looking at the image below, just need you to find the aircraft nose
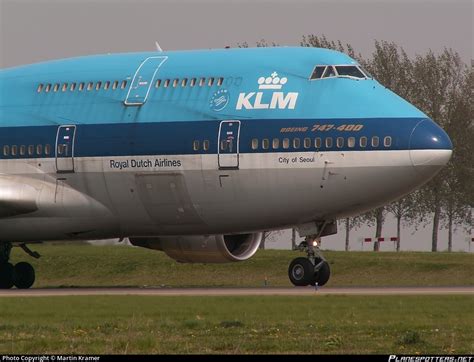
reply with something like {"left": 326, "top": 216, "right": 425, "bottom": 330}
{"left": 409, "top": 119, "right": 453, "bottom": 168}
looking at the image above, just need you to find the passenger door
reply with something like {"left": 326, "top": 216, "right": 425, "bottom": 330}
{"left": 55, "top": 125, "right": 76, "bottom": 173}
{"left": 218, "top": 120, "right": 241, "bottom": 169}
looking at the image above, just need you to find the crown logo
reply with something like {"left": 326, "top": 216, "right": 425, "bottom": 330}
{"left": 258, "top": 72, "right": 288, "bottom": 90}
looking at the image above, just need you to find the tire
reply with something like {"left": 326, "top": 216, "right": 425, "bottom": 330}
{"left": 311, "top": 259, "right": 331, "bottom": 287}
{"left": 13, "top": 262, "right": 35, "bottom": 289}
{"left": 288, "top": 257, "right": 314, "bottom": 286}
{"left": 0, "top": 263, "right": 15, "bottom": 289}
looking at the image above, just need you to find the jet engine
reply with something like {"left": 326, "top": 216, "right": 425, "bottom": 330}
{"left": 129, "top": 233, "right": 263, "bottom": 263}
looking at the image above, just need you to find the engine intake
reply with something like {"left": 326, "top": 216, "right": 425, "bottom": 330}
{"left": 129, "top": 233, "right": 263, "bottom": 263}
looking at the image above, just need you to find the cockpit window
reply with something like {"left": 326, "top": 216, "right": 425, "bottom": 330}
{"left": 335, "top": 66, "right": 366, "bottom": 79}
{"left": 359, "top": 66, "right": 372, "bottom": 78}
{"left": 310, "top": 66, "right": 326, "bottom": 80}
{"left": 322, "top": 66, "right": 336, "bottom": 78}
{"left": 310, "top": 64, "right": 370, "bottom": 81}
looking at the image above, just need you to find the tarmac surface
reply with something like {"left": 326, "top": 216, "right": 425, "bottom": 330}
{"left": 0, "top": 286, "right": 473, "bottom": 297}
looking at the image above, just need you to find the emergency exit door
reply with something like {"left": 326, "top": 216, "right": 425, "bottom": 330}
{"left": 218, "top": 120, "right": 241, "bottom": 169}
{"left": 124, "top": 56, "right": 167, "bottom": 106}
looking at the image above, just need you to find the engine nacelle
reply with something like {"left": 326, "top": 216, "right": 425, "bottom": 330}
{"left": 129, "top": 233, "right": 263, "bottom": 263}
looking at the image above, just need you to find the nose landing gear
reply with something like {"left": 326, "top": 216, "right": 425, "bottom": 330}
{"left": 0, "top": 242, "right": 38, "bottom": 289}
{"left": 288, "top": 236, "right": 331, "bottom": 287}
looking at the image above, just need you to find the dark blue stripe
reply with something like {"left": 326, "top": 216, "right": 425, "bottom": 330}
{"left": 0, "top": 117, "right": 426, "bottom": 159}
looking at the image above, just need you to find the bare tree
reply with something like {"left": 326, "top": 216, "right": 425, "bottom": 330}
{"left": 259, "top": 230, "right": 283, "bottom": 250}
{"left": 337, "top": 217, "right": 364, "bottom": 251}
{"left": 386, "top": 193, "right": 418, "bottom": 252}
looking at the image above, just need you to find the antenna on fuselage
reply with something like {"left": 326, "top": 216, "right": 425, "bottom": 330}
{"left": 155, "top": 42, "right": 163, "bottom": 52}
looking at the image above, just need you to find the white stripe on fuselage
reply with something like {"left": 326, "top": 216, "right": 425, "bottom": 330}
{"left": 0, "top": 150, "right": 415, "bottom": 175}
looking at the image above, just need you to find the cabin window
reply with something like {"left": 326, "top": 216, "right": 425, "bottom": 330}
{"left": 336, "top": 137, "right": 344, "bottom": 148}
{"left": 384, "top": 136, "right": 392, "bottom": 147}
{"left": 251, "top": 138, "right": 258, "bottom": 150}
{"left": 37, "top": 84, "right": 43, "bottom": 93}
{"left": 19, "top": 145, "right": 26, "bottom": 156}
{"left": 203, "top": 140, "right": 209, "bottom": 151}
{"left": 217, "top": 77, "right": 223, "bottom": 86}
{"left": 104, "top": 81, "right": 110, "bottom": 90}
{"left": 96, "top": 82, "right": 102, "bottom": 90}
{"left": 199, "top": 78, "right": 206, "bottom": 87}
{"left": 193, "top": 140, "right": 200, "bottom": 151}
{"left": 11, "top": 145, "right": 18, "bottom": 156}
{"left": 112, "top": 81, "right": 118, "bottom": 90}
{"left": 315, "top": 137, "right": 322, "bottom": 148}
{"left": 181, "top": 79, "right": 187, "bottom": 87}
{"left": 155, "top": 79, "right": 161, "bottom": 88}
{"left": 325, "top": 137, "right": 333, "bottom": 148}
{"left": 121, "top": 80, "right": 127, "bottom": 89}
{"left": 70, "top": 83, "right": 76, "bottom": 91}
{"left": 36, "top": 144, "right": 43, "bottom": 155}
{"left": 62, "top": 83, "right": 68, "bottom": 92}
{"left": 335, "top": 66, "right": 366, "bottom": 79}
{"left": 293, "top": 138, "right": 300, "bottom": 149}
{"left": 208, "top": 78, "right": 214, "bottom": 87}
{"left": 53, "top": 84, "right": 60, "bottom": 92}
{"left": 79, "top": 83, "right": 85, "bottom": 91}
{"left": 372, "top": 136, "right": 380, "bottom": 147}
{"left": 262, "top": 139, "right": 269, "bottom": 150}
{"left": 304, "top": 138, "right": 311, "bottom": 149}
{"left": 87, "top": 82, "right": 93, "bottom": 91}
{"left": 282, "top": 138, "right": 290, "bottom": 149}
{"left": 348, "top": 137, "right": 356, "bottom": 148}
{"left": 360, "top": 136, "right": 367, "bottom": 148}
{"left": 272, "top": 138, "right": 280, "bottom": 149}
{"left": 172, "top": 79, "right": 178, "bottom": 88}
{"left": 322, "top": 66, "right": 336, "bottom": 78}
{"left": 44, "top": 144, "right": 51, "bottom": 155}
{"left": 164, "top": 79, "right": 170, "bottom": 88}
{"left": 310, "top": 66, "right": 326, "bottom": 80}
{"left": 190, "top": 78, "right": 196, "bottom": 87}
{"left": 28, "top": 145, "right": 34, "bottom": 156}
{"left": 45, "top": 84, "right": 51, "bottom": 93}
{"left": 3, "top": 145, "right": 9, "bottom": 156}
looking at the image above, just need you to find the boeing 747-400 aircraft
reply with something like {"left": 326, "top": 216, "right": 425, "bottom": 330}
{"left": 0, "top": 47, "right": 452, "bottom": 289}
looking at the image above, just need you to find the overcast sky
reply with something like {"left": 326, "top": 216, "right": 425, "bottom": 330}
{"left": 1, "top": 0, "right": 472, "bottom": 67}
{"left": 0, "top": 0, "right": 472, "bottom": 251}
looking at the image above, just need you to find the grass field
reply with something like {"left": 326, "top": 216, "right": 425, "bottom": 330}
{"left": 9, "top": 244, "right": 474, "bottom": 288}
{"left": 0, "top": 295, "right": 472, "bottom": 354}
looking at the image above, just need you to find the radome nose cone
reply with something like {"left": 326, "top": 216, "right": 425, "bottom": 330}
{"left": 409, "top": 119, "right": 453, "bottom": 167}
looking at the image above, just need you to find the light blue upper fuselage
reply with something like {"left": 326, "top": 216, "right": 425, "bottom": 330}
{"left": 0, "top": 47, "right": 426, "bottom": 127}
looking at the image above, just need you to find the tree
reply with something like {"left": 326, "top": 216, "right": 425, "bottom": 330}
{"left": 259, "top": 230, "right": 282, "bottom": 250}
{"left": 439, "top": 69, "right": 473, "bottom": 251}
{"left": 362, "top": 207, "right": 387, "bottom": 251}
{"left": 300, "top": 34, "right": 360, "bottom": 60}
{"left": 386, "top": 193, "right": 418, "bottom": 251}
{"left": 337, "top": 216, "right": 364, "bottom": 251}
{"left": 291, "top": 228, "right": 297, "bottom": 250}
{"left": 410, "top": 49, "right": 470, "bottom": 251}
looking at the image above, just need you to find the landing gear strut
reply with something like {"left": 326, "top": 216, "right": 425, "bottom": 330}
{"left": 0, "top": 242, "right": 37, "bottom": 289}
{"left": 288, "top": 235, "right": 330, "bottom": 287}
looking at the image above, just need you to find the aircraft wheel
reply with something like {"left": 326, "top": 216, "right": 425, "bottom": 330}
{"left": 13, "top": 262, "right": 35, "bottom": 289}
{"left": 288, "top": 257, "right": 314, "bottom": 286}
{"left": 0, "top": 262, "right": 15, "bottom": 289}
{"left": 310, "top": 258, "right": 330, "bottom": 287}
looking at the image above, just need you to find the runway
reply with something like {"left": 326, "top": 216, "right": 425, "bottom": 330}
{"left": 0, "top": 286, "right": 473, "bottom": 297}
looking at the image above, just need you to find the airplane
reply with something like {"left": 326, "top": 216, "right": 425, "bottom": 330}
{"left": 0, "top": 47, "right": 452, "bottom": 289}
